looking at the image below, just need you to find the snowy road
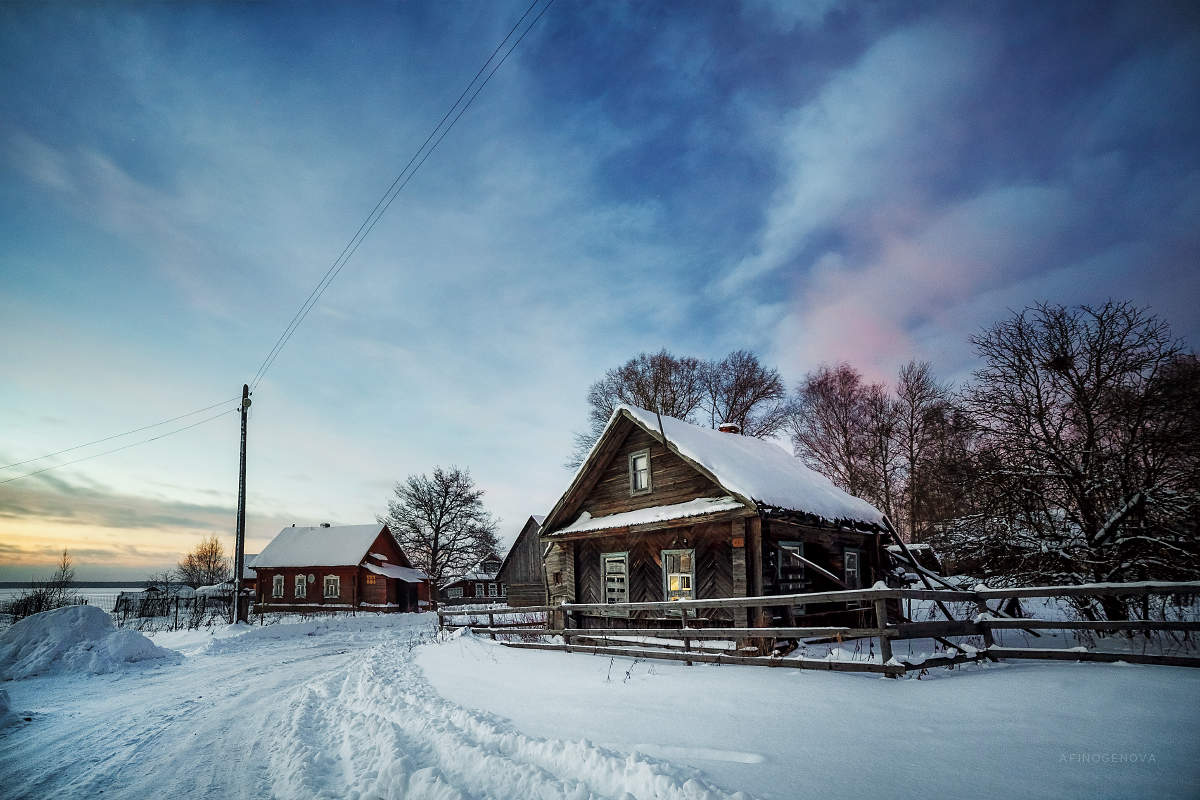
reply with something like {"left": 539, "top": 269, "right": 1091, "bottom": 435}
{"left": 0, "top": 616, "right": 745, "bottom": 799}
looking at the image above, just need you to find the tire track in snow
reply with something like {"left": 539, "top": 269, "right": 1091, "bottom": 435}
{"left": 270, "top": 643, "right": 753, "bottom": 800}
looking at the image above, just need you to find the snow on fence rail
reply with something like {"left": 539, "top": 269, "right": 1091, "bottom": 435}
{"left": 437, "top": 581, "right": 1200, "bottom": 677}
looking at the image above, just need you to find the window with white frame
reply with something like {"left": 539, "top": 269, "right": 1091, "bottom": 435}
{"left": 844, "top": 549, "right": 862, "bottom": 589}
{"left": 662, "top": 549, "right": 694, "bottom": 602}
{"left": 294, "top": 575, "right": 306, "bottom": 598}
{"left": 488, "top": 583, "right": 497, "bottom": 597}
{"left": 475, "top": 582, "right": 484, "bottom": 596}
{"left": 844, "top": 547, "right": 863, "bottom": 609}
{"left": 500, "top": 583, "right": 507, "bottom": 596}
{"left": 629, "top": 448, "right": 651, "bottom": 495}
{"left": 272, "top": 574, "right": 284, "bottom": 598}
{"left": 323, "top": 575, "right": 340, "bottom": 599}
{"left": 601, "top": 552, "right": 629, "bottom": 616}
{"left": 447, "top": 586, "right": 463, "bottom": 598}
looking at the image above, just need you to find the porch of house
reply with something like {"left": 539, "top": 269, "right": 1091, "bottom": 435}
{"left": 547, "top": 510, "right": 889, "bottom": 632}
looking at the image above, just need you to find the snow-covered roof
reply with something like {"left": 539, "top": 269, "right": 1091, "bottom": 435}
{"left": 558, "top": 496, "right": 746, "bottom": 536}
{"left": 553, "top": 405, "right": 886, "bottom": 530}
{"left": 253, "top": 524, "right": 385, "bottom": 568}
{"left": 241, "top": 555, "right": 258, "bottom": 579}
{"left": 445, "top": 553, "right": 502, "bottom": 586}
{"left": 364, "top": 563, "right": 427, "bottom": 583}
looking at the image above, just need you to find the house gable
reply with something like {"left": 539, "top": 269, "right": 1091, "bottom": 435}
{"left": 544, "top": 415, "right": 734, "bottom": 537}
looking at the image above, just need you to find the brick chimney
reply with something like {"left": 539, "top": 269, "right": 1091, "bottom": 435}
{"left": 718, "top": 421, "right": 741, "bottom": 434}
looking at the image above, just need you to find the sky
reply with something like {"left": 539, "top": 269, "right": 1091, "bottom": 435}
{"left": 1, "top": 0, "right": 1198, "bottom": 581}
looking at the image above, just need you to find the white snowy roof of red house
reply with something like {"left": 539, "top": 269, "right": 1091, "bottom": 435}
{"left": 363, "top": 562, "right": 427, "bottom": 583}
{"left": 253, "top": 524, "right": 386, "bottom": 568}
{"left": 549, "top": 405, "right": 887, "bottom": 533}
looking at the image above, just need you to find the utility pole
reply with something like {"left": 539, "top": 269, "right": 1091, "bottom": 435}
{"left": 231, "top": 383, "right": 251, "bottom": 623}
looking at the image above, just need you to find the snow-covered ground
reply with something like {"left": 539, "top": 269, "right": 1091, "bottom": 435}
{"left": 1, "top": 612, "right": 1198, "bottom": 799}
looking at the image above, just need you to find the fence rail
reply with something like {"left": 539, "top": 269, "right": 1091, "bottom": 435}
{"left": 436, "top": 580, "right": 1200, "bottom": 677}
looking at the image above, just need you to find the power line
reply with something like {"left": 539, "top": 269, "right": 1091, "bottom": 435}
{"left": 1, "top": 1, "right": 557, "bottom": 485}
{"left": 248, "top": 1, "right": 539, "bottom": 390}
{"left": 0, "top": 408, "right": 237, "bottom": 486}
{"left": 249, "top": 0, "right": 555, "bottom": 390}
{"left": 0, "top": 396, "right": 240, "bottom": 473}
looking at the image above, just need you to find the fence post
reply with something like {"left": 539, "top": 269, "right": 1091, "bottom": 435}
{"left": 488, "top": 611, "right": 496, "bottom": 640}
{"left": 681, "top": 607, "right": 693, "bottom": 666}
{"left": 969, "top": 599, "right": 998, "bottom": 652}
{"left": 874, "top": 597, "right": 894, "bottom": 676}
{"left": 173, "top": 596, "right": 179, "bottom": 631}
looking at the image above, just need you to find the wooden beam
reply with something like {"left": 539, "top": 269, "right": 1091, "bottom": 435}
{"left": 499, "top": 640, "right": 904, "bottom": 675}
{"left": 987, "top": 647, "right": 1200, "bottom": 668}
{"left": 563, "top": 586, "right": 900, "bottom": 614}
{"left": 437, "top": 604, "right": 558, "bottom": 616}
{"left": 900, "top": 651, "right": 989, "bottom": 671}
{"left": 894, "top": 620, "right": 983, "bottom": 639}
{"left": 980, "top": 619, "right": 1200, "bottom": 632}
{"left": 974, "top": 581, "right": 1200, "bottom": 600}
{"left": 561, "top": 626, "right": 880, "bottom": 639}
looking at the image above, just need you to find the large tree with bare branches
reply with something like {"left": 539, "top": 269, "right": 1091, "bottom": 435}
{"left": 177, "top": 535, "right": 231, "bottom": 587}
{"left": 951, "top": 301, "right": 1199, "bottom": 618}
{"left": 569, "top": 348, "right": 787, "bottom": 467}
{"left": 379, "top": 466, "right": 499, "bottom": 599}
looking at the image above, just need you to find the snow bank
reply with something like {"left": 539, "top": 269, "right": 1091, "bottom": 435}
{"left": 0, "top": 605, "right": 181, "bottom": 680}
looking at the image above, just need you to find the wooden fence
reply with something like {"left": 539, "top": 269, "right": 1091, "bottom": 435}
{"left": 437, "top": 580, "right": 1200, "bottom": 677}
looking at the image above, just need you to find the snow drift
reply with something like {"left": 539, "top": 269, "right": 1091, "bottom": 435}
{"left": 0, "top": 605, "right": 181, "bottom": 680}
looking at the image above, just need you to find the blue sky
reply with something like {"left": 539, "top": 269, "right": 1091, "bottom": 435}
{"left": 1, "top": 1, "right": 1197, "bottom": 580}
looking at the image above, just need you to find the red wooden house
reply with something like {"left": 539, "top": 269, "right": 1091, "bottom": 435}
{"left": 252, "top": 523, "right": 429, "bottom": 613}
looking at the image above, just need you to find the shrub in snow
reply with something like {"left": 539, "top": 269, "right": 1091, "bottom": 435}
{"left": 0, "top": 605, "right": 181, "bottom": 680}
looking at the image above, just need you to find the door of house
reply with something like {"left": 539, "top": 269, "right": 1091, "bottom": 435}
{"left": 601, "top": 552, "right": 628, "bottom": 616}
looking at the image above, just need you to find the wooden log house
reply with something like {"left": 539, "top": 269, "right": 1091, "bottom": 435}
{"left": 497, "top": 515, "right": 548, "bottom": 607}
{"left": 439, "top": 553, "right": 505, "bottom": 604}
{"left": 539, "top": 405, "right": 893, "bottom": 630}
{"left": 252, "top": 523, "right": 430, "bottom": 613}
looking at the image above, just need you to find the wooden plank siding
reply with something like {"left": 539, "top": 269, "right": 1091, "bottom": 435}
{"left": 758, "top": 518, "right": 887, "bottom": 627}
{"left": 497, "top": 517, "right": 548, "bottom": 607}
{"left": 571, "top": 522, "right": 738, "bottom": 628}
{"left": 580, "top": 426, "right": 726, "bottom": 519}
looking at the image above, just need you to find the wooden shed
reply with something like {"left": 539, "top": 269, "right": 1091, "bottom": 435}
{"left": 252, "top": 523, "right": 429, "bottom": 613}
{"left": 539, "top": 405, "right": 893, "bottom": 630}
{"left": 497, "top": 515, "right": 547, "bottom": 606}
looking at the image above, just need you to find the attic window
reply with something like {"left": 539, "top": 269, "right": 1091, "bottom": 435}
{"left": 629, "top": 448, "right": 651, "bottom": 495}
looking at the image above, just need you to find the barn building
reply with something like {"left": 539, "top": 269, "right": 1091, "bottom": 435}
{"left": 252, "top": 523, "right": 429, "bottom": 613}
{"left": 440, "top": 552, "right": 504, "bottom": 604}
{"left": 497, "top": 515, "right": 547, "bottom": 607}
{"left": 538, "top": 405, "right": 892, "bottom": 630}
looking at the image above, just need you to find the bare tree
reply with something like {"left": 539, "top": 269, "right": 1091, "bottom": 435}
{"left": 959, "top": 301, "right": 1198, "bottom": 618}
{"left": 568, "top": 349, "right": 705, "bottom": 467}
{"left": 177, "top": 535, "right": 231, "bottom": 588}
{"left": 860, "top": 382, "right": 901, "bottom": 520}
{"left": 46, "top": 548, "right": 75, "bottom": 607}
{"left": 144, "top": 569, "right": 178, "bottom": 593}
{"left": 3, "top": 549, "right": 77, "bottom": 620}
{"left": 379, "top": 466, "right": 499, "bottom": 599}
{"left": 788, "top": 363, "right": 872, "bottom": 498}
{"left": 894, "top": 360, "right": 950, "bottom": 541}
{"left": 699, "top": 350, "right": 789, "bottom": 437}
